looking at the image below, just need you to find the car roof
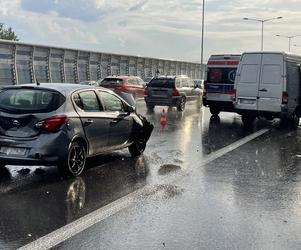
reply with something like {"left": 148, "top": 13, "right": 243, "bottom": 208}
{"left": 2, "top": 83, "right": 110, "bottom": 95}
{"left": 103, "top": 76, "right": 138, "bottom": 79}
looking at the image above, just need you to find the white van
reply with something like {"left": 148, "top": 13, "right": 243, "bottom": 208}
{"left": 234, "top": 52, "right": 301, "bottom": 127}
{"left": 203, "top": 54, "right": 241, "bottom": 115}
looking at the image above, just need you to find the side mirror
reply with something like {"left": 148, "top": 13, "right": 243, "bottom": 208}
{"left": 127, "top": 105, "right": 136, "bottom": 113}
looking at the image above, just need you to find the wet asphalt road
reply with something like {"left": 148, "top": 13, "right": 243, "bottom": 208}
{"left": 1, "top": 100, "right": 301, "bottom": 249}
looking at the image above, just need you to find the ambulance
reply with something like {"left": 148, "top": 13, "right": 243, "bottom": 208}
{"left": 203, "top": 54, "right": 241, "bottom": 115}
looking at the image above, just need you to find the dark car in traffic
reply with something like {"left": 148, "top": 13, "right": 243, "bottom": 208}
{"left": 144, "top": 75, "right": 202, "bottom": 111}
{"left": 0, "top": 84, "right": 153, "bottom": 177}
{"left": 99, "top": 76, "right": 146, "bottom": 99}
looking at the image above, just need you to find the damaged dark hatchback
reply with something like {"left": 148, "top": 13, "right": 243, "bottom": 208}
{"left": 0, "top": 83, "right": 153, "bottom": 177}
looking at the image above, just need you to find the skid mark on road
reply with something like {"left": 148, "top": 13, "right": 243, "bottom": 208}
{"left": 18, "top": 128, "right": 270, "bottom": 250}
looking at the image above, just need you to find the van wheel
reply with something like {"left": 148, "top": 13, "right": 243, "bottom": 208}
{"left": 209, "top": 107, "right": 220, "bottom": 116}
{"left": 242, "top": 115, "right": 256, "bottom": 128}
{"left": 129, "top": 137, "right": 146, "bottom": 157}
{"left": 177, "top": 97, "right": 186, "bottom": 111}
{"left": 58, "top": 142, "right": 86, "bottom": 178}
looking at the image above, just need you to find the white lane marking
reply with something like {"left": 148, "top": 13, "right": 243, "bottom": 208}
{"left": 18, "top": 128, "right": 270, "bottom": 250}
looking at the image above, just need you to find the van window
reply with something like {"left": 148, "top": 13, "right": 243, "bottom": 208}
{"left": 262, "top": 65, "right": 281, "bottom": 85}
{"left": 240, "top": 64, "right": 258, "bottom": 83}
{"left": 207, "top": 68, "right": 237, "bottom": 84}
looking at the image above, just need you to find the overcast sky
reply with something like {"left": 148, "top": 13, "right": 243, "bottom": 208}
{"left": 1, "top": 0, "right": 301, "bottom": 62}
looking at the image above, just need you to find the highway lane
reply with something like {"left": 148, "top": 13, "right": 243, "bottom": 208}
{"left": 0, "top": 101, "right": 277, "bottom": 249}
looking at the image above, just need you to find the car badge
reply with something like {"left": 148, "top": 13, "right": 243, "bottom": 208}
{"left": 12, "top": 120, "right": 20, "bottom": 127}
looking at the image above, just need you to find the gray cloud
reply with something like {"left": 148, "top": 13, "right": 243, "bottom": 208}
{"left": 128, "top": 0, "right": 149, "bottom": 11}
{"left": 21, "top": 0, "right": 107, "bottom": 22}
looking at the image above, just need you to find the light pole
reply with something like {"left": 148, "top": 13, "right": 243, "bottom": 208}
{"left": 243, "top": 17, "right": 283, "bottom": 51}
{"left": 275, "top": 35, "right": 301, "bottom": 52}
{"left": 200, "top": 0, "right": 205, "bottom": 79}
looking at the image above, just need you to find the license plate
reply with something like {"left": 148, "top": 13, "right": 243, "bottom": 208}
{"left": 240, "top": 99, "right": 255, "bottom": 104}
{"left": 0, "top": 147, "right": 27, "bottom": 156}
{"left": 153, "top": 90, "right": 167, "bottom": 96}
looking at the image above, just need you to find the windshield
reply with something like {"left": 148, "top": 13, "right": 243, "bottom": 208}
{"left": 0, "top": 88, "right": 65, "bottom": 114}
{"left": 148, "top": 78, "right": 175, "bottom": 88}
{"left": 100, "top": 78, "right": 124, "bottom": 86}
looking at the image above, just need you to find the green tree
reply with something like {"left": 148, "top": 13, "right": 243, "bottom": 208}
{"left": 0, "top": 23, "right": 19, "bottom": 41}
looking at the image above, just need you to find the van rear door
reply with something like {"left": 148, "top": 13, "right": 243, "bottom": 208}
{"left": 236, "top": 53, "right": 261, "bottom": 111}
{"left": 257, "top": 54, "right": 283, "bottom": 112}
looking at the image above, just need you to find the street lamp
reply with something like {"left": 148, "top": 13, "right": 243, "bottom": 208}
{"left": 200, "top": 0, "right": 205, "bottom": 79}
{"left": 275, "top": 35, "right": 301, "bottom": 52}
{"left": 243, "top": 16, "right": 283, "bottom": 51}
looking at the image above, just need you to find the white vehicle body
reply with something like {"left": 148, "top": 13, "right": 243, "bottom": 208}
{"left": 203, "top": 54, "right": 241, "bottom": 115}
{"left": 234, "top": 52, "right": 301, "bottom": 123}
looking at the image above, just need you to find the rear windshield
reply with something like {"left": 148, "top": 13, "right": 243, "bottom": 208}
{"left": 0, "top": 88, "right": 65, "bottom": 114}
{"left": 100, "top": 78, "right": 124, "bottom": 86}
{"left": 207, "top": 68, "right": 237, "bottom": 84}
{"left": 148, "top": 78, "right": 175, "bottom": 88}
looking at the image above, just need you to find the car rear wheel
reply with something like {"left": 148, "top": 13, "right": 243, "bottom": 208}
{"left": 58, "top": 141, "right": 86, "bottom": 177}
{"left": 129, "top": 137, "right": 147, "bottom": 157}
{"left": 209, "top": 107, "right": 220, "bottom": 116}
{"left": 177, "top": 97, "right": 186, "bottom": 111}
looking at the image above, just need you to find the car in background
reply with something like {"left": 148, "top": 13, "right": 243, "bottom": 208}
{"left": 99, "top": 76, "right": 146, "bottom": 99}
{"left": 144, "top": 75, "right": 202, "bottom": 111}
{"left": 0, "top": 83, "right": 153, "bottom": 177}
{"left": 79, "top": 80, "right": 98, "bottom": 86}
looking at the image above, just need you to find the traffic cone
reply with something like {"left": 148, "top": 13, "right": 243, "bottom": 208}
{"left": 160, "top": 109, "right": 167, "bottom": 127}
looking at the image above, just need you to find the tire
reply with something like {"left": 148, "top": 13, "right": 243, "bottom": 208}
{"left": 209, "top": 107, "right": 220, "bottom": 116}
{"left": 58, "top": 141, "right": 87, "bottom": 178}
{"left": 129, "top": 137, "right": 147, "bottom": 157}
{"left": 242, "top": 115, "right": 256, "bottom": 128}
{"left": 281, "top": 115, "right": 299, "bottom": 129}
{"left": 177, "top": 97, "right": 186, "bottom": 111}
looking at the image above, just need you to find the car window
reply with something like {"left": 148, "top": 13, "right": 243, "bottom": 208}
{"left": 188, "top": 78, "right": 194, "bottom": 88}
{"left": 137, "top": 78, "right": 145, "bottom": 86}
{"left": 148, "top": 78, "right": 175, "bottom": 88}
{"left": 128, "top": 78, "right": 138, "bottom": 85}
{"left": 181, "top": 78, "right": 189, "bottom": 87}
{"left": 0, "top": 88, "right": 65, "bottom": 114}
{"left": 76, "top": 91, "right": 102, "bottom": 112}
{"left": 98, "top": 91, "right": 125, "bottom": 112}
{"left": 175, "top": 78, "right": 182, "bottom": 88}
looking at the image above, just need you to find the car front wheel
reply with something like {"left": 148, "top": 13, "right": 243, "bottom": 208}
{"left": 129, "top": 138, "right": 147, "bottom": 157}
{"left": 58, "top": 141, "right": 86, "bottom": 177}
{"left": 177, "top": 97, "right": 186, "bottom": 111}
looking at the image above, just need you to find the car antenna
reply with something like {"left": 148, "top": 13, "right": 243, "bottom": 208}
{"left": 36, "top": 80, "right": 40, "bottom": 86}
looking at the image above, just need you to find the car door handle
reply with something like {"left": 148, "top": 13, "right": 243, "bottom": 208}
{"left": 84, "top": 119, "right": 94, "bottom": 126}
{"left": 110, "top": 119, "right": 119, "bottom": 125}
{"left": 259, "top": 88, "right": 267, "bottom": 92}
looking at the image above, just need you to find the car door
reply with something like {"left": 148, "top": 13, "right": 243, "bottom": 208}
{"left": 235, "top": 53, "right": 261, "bottom": 111}
{"left": 257, "top": 53, "right": 283, "bottom": 112}
{"left": 73, "top": 90, "right": 109, "bottom": 156}
{"left": 98, "top": 90, "right": 132, "bottom": 149}
{"left": 187, "top": 78, "right": 201, "bottom": 100}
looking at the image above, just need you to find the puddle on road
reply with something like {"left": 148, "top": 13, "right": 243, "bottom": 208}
{"left": 158, "top": 164, "right": 181, "bottom": 175}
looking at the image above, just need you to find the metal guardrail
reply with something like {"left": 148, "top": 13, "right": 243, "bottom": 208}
{"left": 0, "top": 40, "right": 203, "bottom": 85}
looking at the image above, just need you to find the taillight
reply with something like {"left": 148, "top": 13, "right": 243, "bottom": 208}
{"left": 231, "top": 89, "right": 236, "bottom": 101}
{"left": 35, "top": 115, "right": 67, "bottom": 133}
{"left": 172, "top": 88, "right": 180, "bottom": 96}
{"left": 203, "top": 80, "right": 207, "bottom": 92}
{"left": 282, "top": 91, "right": 288, "bottom": 104}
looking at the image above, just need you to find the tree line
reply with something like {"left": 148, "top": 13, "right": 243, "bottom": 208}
{"left": 0, "top": 23, "right": 19, "bottom": 41}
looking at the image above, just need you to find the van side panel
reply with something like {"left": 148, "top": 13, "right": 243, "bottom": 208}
{"left": 257, "top": 54, "right": 283, "bottom": 112}
{"left": 286, "top": 61, "right": 301, "bottom": 114}
{"left": 235, "top": 53, "right": 261, "bottom": 111}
